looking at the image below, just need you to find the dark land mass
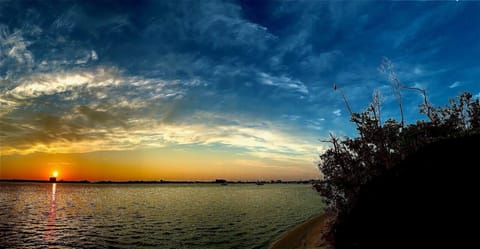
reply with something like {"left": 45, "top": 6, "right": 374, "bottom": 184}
{"left": 334, "top": 134, "right": 480, "bottom": 249}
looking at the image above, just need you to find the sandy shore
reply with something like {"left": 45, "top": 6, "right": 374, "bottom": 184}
{"left": 269, "top": 212, "right": 335, "bottom": 249}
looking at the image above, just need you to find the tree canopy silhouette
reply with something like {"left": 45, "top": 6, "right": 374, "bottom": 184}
{"left": 316, "top": 91, "right": 480, "bottom": 212}
{"left": 315, "top": 82, "right": 479, "bottom": 247}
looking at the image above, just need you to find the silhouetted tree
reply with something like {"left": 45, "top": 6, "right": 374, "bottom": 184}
{"left": 316, "top": 89, "right": 480, "bottom": 213}
{"left": 315, "top": 60, "right": 480, "bottom": 248}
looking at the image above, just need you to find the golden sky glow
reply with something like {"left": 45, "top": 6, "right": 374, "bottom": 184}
{"left": 0, "top": 147, "right": 320, "bottom": 181}
{"left": 1, "top": 100, "right": 323, "bottom": 180}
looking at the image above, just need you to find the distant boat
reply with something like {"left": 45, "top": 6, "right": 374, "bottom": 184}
{"left": 221, "top": 183, "right": 228, "bottom": 186}
{"left": 256, "top": 181, "right": 264, "bottom": 185}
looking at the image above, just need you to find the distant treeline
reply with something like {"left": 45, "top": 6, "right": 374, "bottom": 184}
{"left": 0, "top": 179, "right": 318, "bottom": 184}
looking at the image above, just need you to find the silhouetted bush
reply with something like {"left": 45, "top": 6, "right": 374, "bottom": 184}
{"left": 316, "top": 92, "right": 479, "bottom": 213}
{"left": 315, "top": 90, "right": 479, "bottom": 248}
{"left": 334, "top": 134, "right": 480, "bottom": 248}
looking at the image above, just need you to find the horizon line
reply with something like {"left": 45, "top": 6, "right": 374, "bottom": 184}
{"left": 0, "top": 178, "right": 320, "bottom": 184}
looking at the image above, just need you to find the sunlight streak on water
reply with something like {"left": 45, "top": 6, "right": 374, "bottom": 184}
{"left": 45, "top": 183, "right": 56, "bottom": 245}
{"left": 0, "top": 183, "right": 324, "bottom": 248}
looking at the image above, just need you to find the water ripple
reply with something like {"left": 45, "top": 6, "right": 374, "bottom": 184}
{"left": 0, "top": 183, "right": 323, "bottom": 248}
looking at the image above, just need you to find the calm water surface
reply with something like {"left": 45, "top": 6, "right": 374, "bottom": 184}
{"left": 0, "top": 183, "right": 324, "bottom": 248}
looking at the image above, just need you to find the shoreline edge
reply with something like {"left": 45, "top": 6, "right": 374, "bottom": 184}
{"left": 269, "top": 212, "right": 335, "bottom": 249}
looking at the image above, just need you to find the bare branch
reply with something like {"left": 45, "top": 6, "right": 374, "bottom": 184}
{"left": 379, "top": 58, "right": 405, "bottom": 127}
{"left": 334, "top": 83, "right": 354, "bottom": 117}
{"left": 400, "top": 85, "right": 434, "bottom": 122}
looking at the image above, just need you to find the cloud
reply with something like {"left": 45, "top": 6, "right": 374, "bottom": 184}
{"left": 0, "top": 24, "right": 36, "bottom": 79}
{"left": 1, "top": 64, "right": 320, "bottom": 160}
{"left": 1, "top": 111, "right": 323, "bottom": 165}
{"left": 282, "top": 114, "right": 300, "bottom": 121}
{"left": 305, "top": 118, "right": 324, "bottom": 131}
{"left": 257, "top": 72, "right": 308, "bottom": 94}
{"left": 0, "top": 66, "right": 188, "bottom": 106}
{"left": 8, "top": 72, "right": 97, "bottom": 99}
{"left": 91, "top": 50, "right": 98, "bottom": 61}
{"left": 185, "top": 1, "right": 276, "bottom": 50}
{"left": 195, "top": 13, "right": 275, "bottom": 49}
{"left": 449, "top": 81, "right": 462, "bottom": 88}
{"left": 333, "top": 109, "right": 342, "bottom": 117}
{"left": 75, "top": 50, "right": 99, "bottom": 65}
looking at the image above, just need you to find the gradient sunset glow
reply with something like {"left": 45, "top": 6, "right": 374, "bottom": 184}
{"left": 1, "top": 1, "right": 479, "bottom": 181}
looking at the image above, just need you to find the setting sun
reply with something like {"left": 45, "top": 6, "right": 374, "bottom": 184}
{"left": 52, "top": 171, "right": 58, "bottom": 178}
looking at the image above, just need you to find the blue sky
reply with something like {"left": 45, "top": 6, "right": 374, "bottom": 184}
{"left": 1, "top": 0, "right": 479, "bottom": 180}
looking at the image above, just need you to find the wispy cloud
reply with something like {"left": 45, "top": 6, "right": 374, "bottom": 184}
{"left": 1, "top": 112, "right": 323, "bottom": 164}
{"left": 8, "top": 72, "right": 100, "bottom": 99}
{"left": 333, "top": 109, "right": 342, "bottom": 117}
{"left": 305, "top": 118, "right": 324, "bottom": 131}
{"left": 449, "top": 81, "right": 462, "bottom": 88}
{"left": 0, "top": 24, "right": 36, "bottom": 79}
{"left": 0, "top": 66, "right": 195, "bottom": 116}
{"left": 282, "top": 114, "right": 300, "bottom": 121}
{"left": 257, "top": 72, "right": 308, "bottom": 95}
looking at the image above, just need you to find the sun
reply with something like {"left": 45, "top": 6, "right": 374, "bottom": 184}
{"left": 52, "top": 171, "right": 58, "bottom": 177}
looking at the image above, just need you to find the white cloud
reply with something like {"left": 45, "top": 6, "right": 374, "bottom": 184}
{"left": 5, "top": 68, "right": 123, "bottom": 100}
{"left": 0, "top": 67, "right": 194, "bottom": 120}
{"left": 333, "top": 109, "right": 342, "bottom": 117}
{"left": 258, "top": 72, "right": 308, "bottom": 94}
{"left": 75, "top": 50, "right": 100, "bottom": 64}
{"left": 3, "top": 67, "right": 185, "bottom": 101}
{"left": 91, "top": 50, "right": 98, "bottom": 60}
{"left": 8, "top": 73, "right": 94, "bottom": 99}
{"left": 449, "top": 81, "right": 462, "bottom": 88}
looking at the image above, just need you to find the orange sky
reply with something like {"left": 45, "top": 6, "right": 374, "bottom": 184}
{"left": 0, "top": 147, "right": 320, "bottom": 181}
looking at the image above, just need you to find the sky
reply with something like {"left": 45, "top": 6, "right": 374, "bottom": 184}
{"left": 1, "top": 0, "right": 479, "bottom": 181}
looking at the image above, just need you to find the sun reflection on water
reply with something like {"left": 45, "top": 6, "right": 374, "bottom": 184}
{"left": 45, "top": 183, "right": 56, "bottom": 244}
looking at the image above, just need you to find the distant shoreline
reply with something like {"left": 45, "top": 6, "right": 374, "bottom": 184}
{"left": 0, "top": 179, "right": 319, "bottom": 184}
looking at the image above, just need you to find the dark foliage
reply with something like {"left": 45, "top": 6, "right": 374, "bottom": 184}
{"left": 334, "top": 134, "right": 480, "bottom": 248}
{"left": 316, "top": 92, "right": 480, "bottom": 212}
{"left": 315, "top": 91, "right": 480, "bottom": 247}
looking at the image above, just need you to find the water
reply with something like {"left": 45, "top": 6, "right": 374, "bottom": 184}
{"left": 0, "top": 183, "right": 324, "bottom": 249}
